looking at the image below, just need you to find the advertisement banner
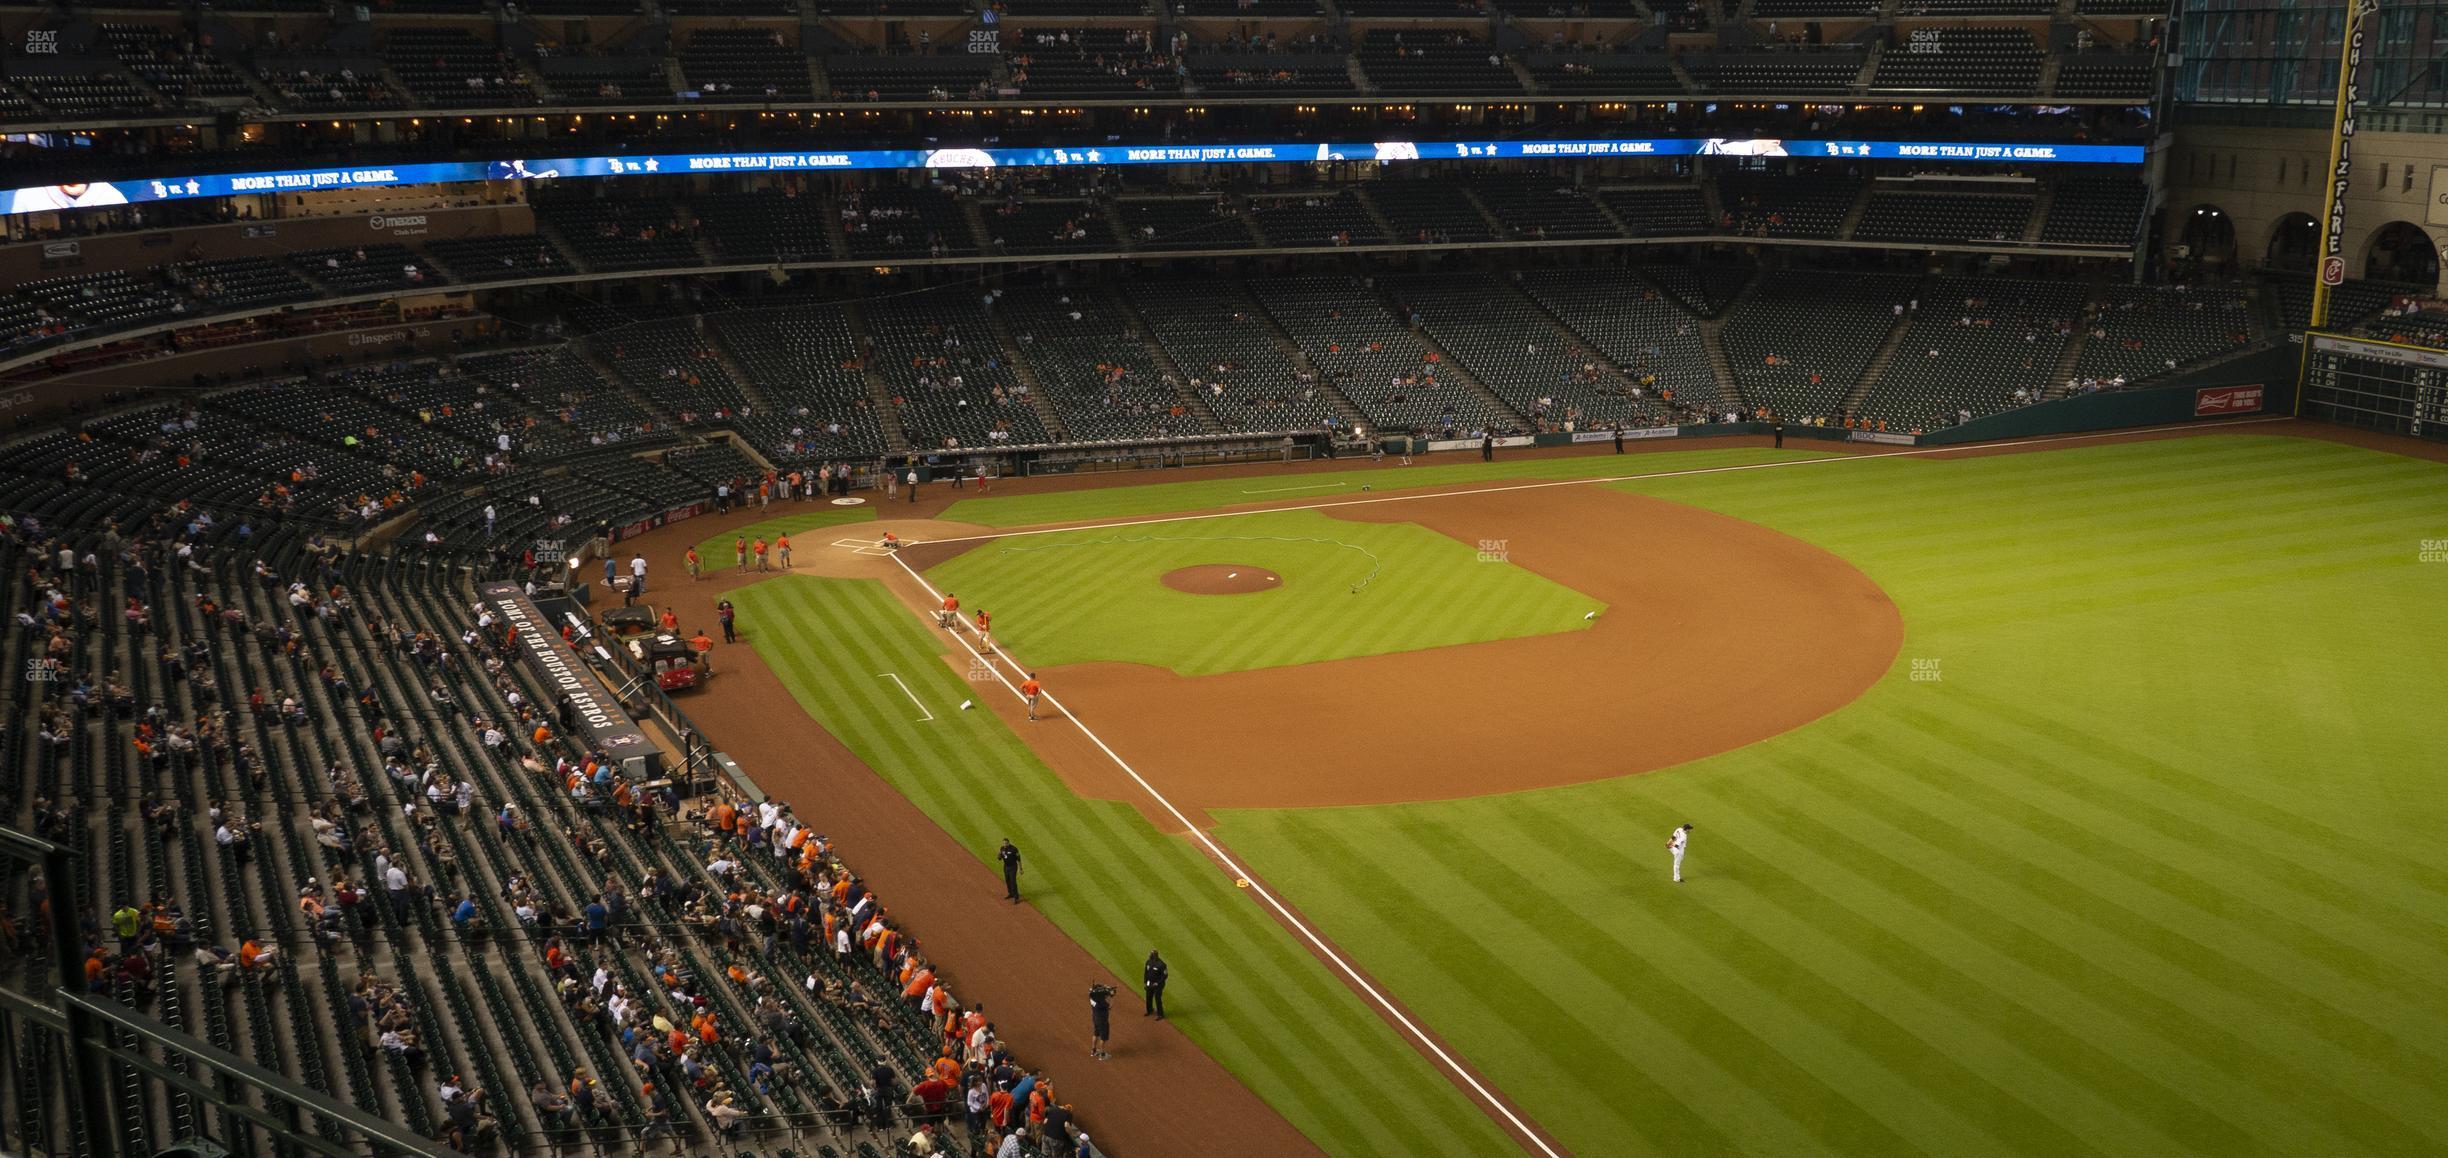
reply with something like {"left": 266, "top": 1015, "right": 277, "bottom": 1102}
{"left": 1574, "top": 426, "right": 1681, "bottom": 442}
{"left": 1424, "top": 435, "right": 1538, "bottom": 452}
{"left": 1, "top": 137, "right": 2146, "bottom": 218}
{"left": 476, "top": 580, "right": 658, "bottom": 773}
{"left": 2193, "top": 385, "right": 2266, "bottom": 416}
{"left": 1846, "top": 430, "right": 1918, "bottom": 445}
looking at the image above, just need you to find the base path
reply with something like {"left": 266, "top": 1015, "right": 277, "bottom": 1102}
{"left": 986, "top": 485, "right": 1902, "bottom": 824}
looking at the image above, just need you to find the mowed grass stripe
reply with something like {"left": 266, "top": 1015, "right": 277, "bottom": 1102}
{"left": 1263, "top": 810, "right": 1756, "bottom": 1156}
{"left": 1389, "top": 810, "right": 1926, "bottom": 1157}
{"left": 1949, "top": 684, "right": 2448, "bottom": 899}
{"left": 1791, "top": 735, "right": 2439, "bottom": 1150}
{"left": 1508, "top": 789, "right": 2094, "bottom": 1158}
{"left": 1878, "top": 702, "right": 2448, "bottom": 1006}
{"left": 1687, "top": 767, "right": 2240, "bottom": 1156}
{"left": 726, "top": 576, "right": 1522, "bottom": 1156}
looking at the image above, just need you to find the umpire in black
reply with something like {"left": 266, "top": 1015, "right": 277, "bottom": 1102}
{"left": 1142, "top": 950, "right": 1167, "bottom": 1019}
{"left": 998, "top": 838, "right": 1022, "bottom": 903}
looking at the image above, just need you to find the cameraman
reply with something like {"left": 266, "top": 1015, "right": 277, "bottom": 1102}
{"left": 1087, "top": 982, "right": 1114, "bottom": 1061}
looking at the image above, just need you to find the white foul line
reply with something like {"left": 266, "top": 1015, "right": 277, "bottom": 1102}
{"left": 876, "top": 672, "right": 935, "bottom": 721}
{"left": 1238, "top": 482, "right": 1350, "bottom": 495}
{"left": 884, "top": 551, "right": 1565, "bottom": 1158}
{"left": 918, "top": 415, "right": 2300, "bottom": 549}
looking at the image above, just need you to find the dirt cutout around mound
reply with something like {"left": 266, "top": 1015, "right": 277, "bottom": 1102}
{"left": 1160, "top": 564, "right": 1284, "bottom": 595}
{"left": 998, "top": 484, "right": 1904, "bottom": 825}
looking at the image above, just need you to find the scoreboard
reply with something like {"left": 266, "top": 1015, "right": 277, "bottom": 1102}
{"left": 2300, "top": 332, "right": 2448, "bottom": 442}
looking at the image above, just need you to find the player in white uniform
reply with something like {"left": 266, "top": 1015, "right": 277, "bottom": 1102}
{"left": 1668, "top": 824, "right": 1693, "bottom": 883}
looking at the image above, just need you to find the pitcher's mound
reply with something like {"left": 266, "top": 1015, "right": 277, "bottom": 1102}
{"left": 1161, "top": 565, "right": 1282, "bottom": 595}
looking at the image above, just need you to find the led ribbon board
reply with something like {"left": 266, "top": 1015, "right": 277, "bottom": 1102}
{"left": 2, "top": 138, "right": 2145, "bottom": 216}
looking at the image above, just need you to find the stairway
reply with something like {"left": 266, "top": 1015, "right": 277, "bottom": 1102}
{"left": 1457, "top": 187, "right": 1508, "bottom": 238}
{"left": 2023, "top": 180, "right": 2056, "bottom": 245}
{"left": 1668, "top": 55, "right": 1700, "bottom": 96}
{"left": 982, "top": 302, "right": 1069, "bottom": 442}
{"left": 1108, "top": 289, "right": 1227, "bottom": 433}
{"left": 576, "top": 340, "right": 685, "bottom": 431}
{"left": 1374, "top": 286, "right": 1532, "bottom": 430}
{"left": 2046, "top": 324, "right": 2090, "bottom": 398}
{"left": 1245, "top": 289, "right": 1372, "bottom": 430}
{"left": 1100, "top": 198, "right": 1139, "bottom": 251}
{"left": 1505, "top": 56, "right": 1540, "bottom": 94}
{"left": 1836, "top": 183, "right": 1875, "bottom": 240}
{"left": 529, "top": 215, "right": 594, "bottom": 275}
{"left": 841, "top": 301, "right": 913, "bottom": 453}
{"left": 701, "top": 319, "right": 775, "bottom": 411}
{"left": 1853, "top": 44, "right": 1883, "bottom": 92}
{"left": 1696, "top": 274, "right": 1759, "bottom": 407}
{"left": 1353, "top": 188, "right": 1401, "bottom": 245}
{"left": 1840, "top": 306, "right": 1920, "bottom": 417}
{"left": 1699, "top": 318, "right": 1742, "bottom": 410}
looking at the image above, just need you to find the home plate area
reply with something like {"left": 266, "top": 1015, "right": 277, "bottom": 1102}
{"left": 831, "top": 535, "right": 907, "bottom": 557}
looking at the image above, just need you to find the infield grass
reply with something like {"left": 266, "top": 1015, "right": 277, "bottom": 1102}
{"left": 920, "top": 508, "right": 1602, "bottom": 674}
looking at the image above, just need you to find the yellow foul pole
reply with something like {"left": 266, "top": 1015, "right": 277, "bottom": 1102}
{"left": 2309, "top": 0, "right": 2378, "bottom": 330}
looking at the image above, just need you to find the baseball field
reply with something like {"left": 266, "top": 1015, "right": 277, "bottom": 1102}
{"left": 665, "top": 425, "right": 2448, "bottom": 1157}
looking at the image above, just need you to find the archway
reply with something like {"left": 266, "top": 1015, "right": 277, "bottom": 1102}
{"left": 2364, "top": 220, "right": 2442, "bottom": 287}
{"left": 2265, "top": 211, "right": 2319, "bottom": 272}
{"left": 2175, "top": 204, "right": 2237, "bottom": 274}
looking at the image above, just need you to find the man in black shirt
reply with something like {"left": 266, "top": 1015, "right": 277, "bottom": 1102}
{"left": 998, "top": 839, "right": 1022, "bottom": 904}
{"left": 1142, "top": 950, "right": 1167, "bottom": 1019}
{"left": 1089, "top": 982, "right": 1114, "bottom": 1061}
{"left": 869, "top": 1059, "right": 898, "bottom": 1129}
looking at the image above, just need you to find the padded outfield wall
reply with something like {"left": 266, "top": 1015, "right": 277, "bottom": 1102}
{"left": 1913, "top": 346, "right": 2302, "bottom": 446}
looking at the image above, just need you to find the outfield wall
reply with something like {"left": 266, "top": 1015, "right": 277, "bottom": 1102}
{"left": 1916, "top": 347, "right": 2301, "bottom": 446}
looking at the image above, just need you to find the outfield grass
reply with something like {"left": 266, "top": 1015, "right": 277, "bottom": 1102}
{"left": 919, "top": 509, "right": 1602, "bottom": 674}
{"left": 689, "top": 505, "right": 874, "bottom": 566}
{"left": 1215, "top": 434, "right": 2448, "bottom": 1156}
{"left": 938, "top": 445, "right": 1823, "bottom": 527}
{"left": 728, "top": 576, "right": 1525, "bottom": 1158}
